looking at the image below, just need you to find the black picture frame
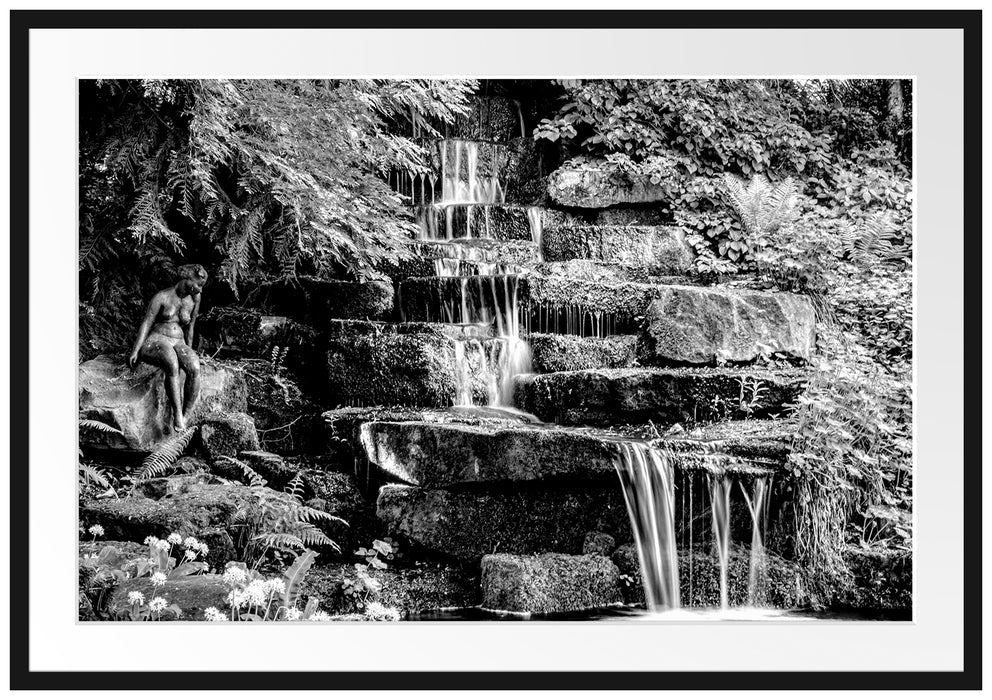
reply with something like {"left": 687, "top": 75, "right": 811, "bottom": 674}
{"left": 8, "top": 8, "right": 982, "bottom": 691}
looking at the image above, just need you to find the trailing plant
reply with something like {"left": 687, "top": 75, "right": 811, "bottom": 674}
{"left": 223, "top": 458, "right": 344, "bottom": 566}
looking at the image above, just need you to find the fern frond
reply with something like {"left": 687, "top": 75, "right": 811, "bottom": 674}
{"left": 252, "top": 533, "right": 306, "bottom": 550}
{"left": 282, "top": 549, "right": 316, "bottom": 609}
{"left": 284, "top": 473, "right": 305, "bottom": 501}
{"left": 288, "top": 504, "right": 347, "bottom": 526}
{"left": 215, "top": 456, "right": 269, "bottom": 488}
{"left": 79, "top": 464, "right": 112, "bottom": 489}
{"left": 79, "top": 419, "right": 124, "bottom": 436}
{"left": 133, "top": 427, "right": 197, "bottom": 484}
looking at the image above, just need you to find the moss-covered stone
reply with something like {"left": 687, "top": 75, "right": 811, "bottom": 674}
{"left": 79, "top": 355, "right": 248, "bottom": 452}
{"left": 548, "top": 159, "right": 677, "bottom": 208}
{"left": 641, "top": 285, "right": 816, "bottom": 365}
{"left": 481, "top": 553, "right": 622, "bottom": 613}
{"left": 528, "top": 333, "right": 638, "bottom": 373}
{"left": 199, "top": 411, "right": 260, "bottom": 461}
{"left": 300, "top": 562, "right": 481, "bottom": 617}
{"left": 376, "top": 483, "right": 632, "bottom": 561}
{"left": 542, "top": 225, "right": 693, "bottom": 274}
{"left": 245, "top": 276, "right": 394, "bottom": 324}
{"left": 110, "top": 575, "right": 229, "bottom": 620}
{"left": 583, "top": 531, "right": 617, "bottom": 556}
{"left": 239, "top": 359, "right": 323, "bottom": 454}
{"left": 361, "top": 420, "right": 622, "bottom": 488}
{"left": 514, "top": 367, "right": 807, "bottom": 427}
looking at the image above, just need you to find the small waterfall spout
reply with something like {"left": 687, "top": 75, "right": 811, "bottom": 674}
{"left": 741, "top": 476, "right": 773, "bottom": 607}
{"left": 707, "top": 474, "right": 733, "bottom": 610}
{"left": 614, "top": 442, "right": 681, "bottom": 612}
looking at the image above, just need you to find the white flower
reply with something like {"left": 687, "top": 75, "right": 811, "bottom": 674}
{"left": 307, "top": 610, "right": 331, "bottom": 621}
{"left": 183, "top": 536, "right": 200, "bottom": 550}
{"left": 365, "top": 602, "right": 400, "bottom": 622}
{"left": 264, "top": 578, "right": 286, "bottom": 596}
{"left": 226, "top": 590, "right": 248, "bottom": 609}
{"left": 148, "top": 597, "right": 168, "bottom": 613}
{"left": 127, "top": 591, "right": 145, "bottom": 606}
{"left": 223, "top": 567, "right": 247, "bottom": 587}
{"left": 244, "top": 580, "right": 268, "bottom": 606}
{"left": 88, "top": 525, "right": 105, "bottom": 537}
{"left": 284, "top": 608, "right": 302, "bottom": 621}
{"left": 183, "top": 549, "right": 199, "bottom": 561}
{"left": 143, "top": 536, "right": 159, "bottom": 547}
{"left": 203, "top": 607, "right": 226, "bottom": 622}
{"left": 167, "top": 533, "right": 183, "bottom": 545}
{"left": 150, "top": 572, "right": 168, "bottom": 587}
{"left": 197, "top": 542, "right": 210, "bottom": 555}
{"left": 154, "top": 539, "right": 171, "bottom": 551}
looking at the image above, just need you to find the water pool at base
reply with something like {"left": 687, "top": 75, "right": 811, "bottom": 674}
{"left": 410, "top": 605, "right": 911, "bottom": 622}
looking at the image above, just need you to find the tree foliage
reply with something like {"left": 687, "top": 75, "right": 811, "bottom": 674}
{"left": 79, "top": 78, "right": 477, "bottom": 357}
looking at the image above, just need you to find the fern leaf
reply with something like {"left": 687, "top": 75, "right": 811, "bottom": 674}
{"left": 215, "top": 455, "right": 268, "bottom": 488}
{"left": 282, "top": 549, "right": 316, "bottom": 609}
{"left": 133, "top": 427, "right": 197, "bottom": 484}
{"left": 79, "top": 419, "right": 124, "bottom": 436}
{"left": 79, "top": 464, "right": 112, "bottom": 489}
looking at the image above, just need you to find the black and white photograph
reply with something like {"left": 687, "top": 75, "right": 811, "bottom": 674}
{"left": 8, "top": 7, "right": 981, "bottom": 690}
{"left": 76, "top": 76, "right": 914, "bottom": 624}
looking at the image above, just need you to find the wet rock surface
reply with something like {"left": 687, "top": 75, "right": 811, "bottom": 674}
{"left": 542, "top": 225, "right": 693, "bottom": 274}
{"left": 514, "top": 367, "right": 807, "bottom": 427}
{"left": 641, "top": 285, "right": 816, "bottom": 365}
{"left": 528, "top": 333, "right": 638, "bottom": 373}
{"left": 481, "top": 553, "right": 622, "bottom": 613}
{"left": 79, "top": 355, "right": 248, "bottom": 452}
{"left": 245, "top": 276, "right": 394, "bottom": 324}
{"left": 376, "top": 483, "right": 631, "bottom": 561}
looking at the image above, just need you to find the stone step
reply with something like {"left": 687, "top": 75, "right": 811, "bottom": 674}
{"left": 400, "top": 276, "right": 816, "bottom": 364}
{"left": 415, "top": 203, "right": 539, "bottom": 241}
{"left": 481, "top": 553, "right": 622, "bottom": 613}
{"left": 528, "top": 333, "right": 638, "bottom": 373}
{"left": 542, "top": 225, "right": 694, "bottom": 274}
{"left": 243, "top": 276, "right": 394, "bottom": 324}
{"left": 514, "top": 368, "right": 807, "bottom": 427}
{"left": 548, "top": 158, "right": 677, "bottom": 208}
{"left": 360, "top": 418, "right": 791, "bottom": 490}
{"left": 361, "top": 421, "right": 622, "bottom": 489}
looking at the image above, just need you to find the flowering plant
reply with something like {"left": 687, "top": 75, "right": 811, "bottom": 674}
{"left": 135, "top": 533, "right": 210, "bottom": 580}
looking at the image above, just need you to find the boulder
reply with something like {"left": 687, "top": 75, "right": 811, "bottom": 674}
{"left": 326, "top": 332, "right": 493, "bottom": 408}
{"left": 300, "top": 562, "right": 481, "bottom": 616}
{"left": 514, "top": 367, "right": 807, "bottom": 427}
{"left": 245, "top": 276, "right": 394, "bottom": 325}
{"left": 196, "top": 306, "right": 304, "bottom": 355}
{"left": 528, "top": 333, "right": 638, "bottom": 373}
{"left": 361, "top": 421, "right": 621, "bottom": 488}
{"left": 200, "top": 412, "right": 260, "bottom": 461}
{"left": 583, "top": 531, "right": 617, "bottom": 556}
{"left": 80, "top": 479, "right": 255, "bottom": 549}
{"left": 110, "top": 575, "right": 229, "bottom": 621}
{"left": 230, "top": 450, "right": 297, "bottom": 489}
{"left": 612, "top": 543, "right": 805, "bottom": 609}
{"left": 376, "top": 484, "right": 631, "bottom": 561}
{"left": 641, "top": 286, "right": 816, "bottom": 365}
{"left": 481, "top": 553, "right": 622, "bottom": 613}
{"left": 79, "top": 355, "right": 248, "bottom": 452}
{"left": 548, "top": 159, "right": 676, "bottom": 208}
{"left": 541, "top": 225, "right": 694, "bottom": 274}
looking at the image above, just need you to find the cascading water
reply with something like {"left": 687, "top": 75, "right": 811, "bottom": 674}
{"left": 707, "top": 474, "right": 733, "bottom": 610}
{"left": 741, "top": 476, "right": 773, "bottom": 607}
{"left": 614, "top": 442, "right": 681, "bottom": 612}
{"left": 414, "top": 139, "right": 536, "bottom": 409}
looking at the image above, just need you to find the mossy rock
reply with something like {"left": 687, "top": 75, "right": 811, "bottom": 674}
{"left": 528, "top": 333, "right": 638, "bottom": 373}
{"left": 481, "top": 553, "right": 622, "bottom": 613}
{"left": 199, "top": 411, "right": 260, "bottom": 461}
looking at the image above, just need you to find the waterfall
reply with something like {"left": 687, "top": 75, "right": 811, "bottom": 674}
{"left": 417, "top": 138, "right": 532, "bottom": 410}
{"left": 741, "top": 476, "right": 773, "bottom": 607}
{"left": 527, "top": 206, "right": 544, "bottom": 262}
{"left": 707, "top": 474, "right": 733, "bottom": 610}
{"left": 614, "top": 442, "right": 680, "bottom": 612}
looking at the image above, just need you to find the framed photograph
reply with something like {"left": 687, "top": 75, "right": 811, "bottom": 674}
{"left": 8, "top": 7, "right": 981, "bottom": 691}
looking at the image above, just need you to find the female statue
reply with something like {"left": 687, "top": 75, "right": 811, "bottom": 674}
{"left": 128, "top": 264, "right": 207, "bottom": 431}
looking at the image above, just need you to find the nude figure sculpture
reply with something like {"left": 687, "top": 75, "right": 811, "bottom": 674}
{"left": 128, "top": 264, "right": 207, "bottom": 431}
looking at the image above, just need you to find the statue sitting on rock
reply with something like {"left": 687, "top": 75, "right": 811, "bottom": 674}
{"left": 127, "top": 264, "right": 207, "bottom": 432}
